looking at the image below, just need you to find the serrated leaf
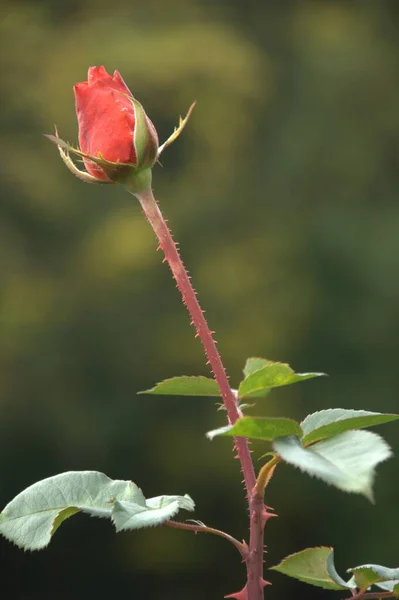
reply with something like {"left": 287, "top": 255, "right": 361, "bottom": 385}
{"left": 0, "top": 471, "right": 134, "bottom": 550}
{"left": 348, "top": 564, "right": 399, "bottom": 591}
{"left": 112, "top": 494, "right": 195, "bottom": 532}
{"left": 349, "top": 567, "right": 383, "bottom": 589}
{"left": 238, "top": 360, "right": 325, "bottom": 399}
{"left": 138, "top": 376, "right": 221, "bottom": 397}
{"left": 206, "top": 416, "right": 302, "bottom": 441}
{"left": 270, "top": 547, "right": 350, "bottom": 590}
{"left": 0, "top": 471, "right": 194, "bottom": 551}
{"left": 273, "top": 430, "right": 392, "bottom": 501}
{"left": 301, "top": 409, "right": 399, "bottom": 445}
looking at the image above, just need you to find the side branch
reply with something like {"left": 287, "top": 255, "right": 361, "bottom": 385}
{"left": 164, "top": 520, "right": 247, "bottom": 557}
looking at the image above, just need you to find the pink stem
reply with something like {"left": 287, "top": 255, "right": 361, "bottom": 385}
{"left": 134, "top": 186, "right": 270, "bottom": 600}
{"left": 246, "top": 492, "right": 271, "bottom": 598}
{"left": 135, "top": 187, "right": 255, "bottom": 493}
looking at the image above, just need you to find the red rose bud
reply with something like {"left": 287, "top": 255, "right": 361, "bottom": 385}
{"left": 74, "top": 66, "right": 158, "bottom": 181}
{"left": 47, "top": 66, "right": 195, "bottom": 192}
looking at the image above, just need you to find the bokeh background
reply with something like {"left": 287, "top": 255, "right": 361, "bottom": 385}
{"left": 1, "top": 0, "right": 398, "bottom": 598}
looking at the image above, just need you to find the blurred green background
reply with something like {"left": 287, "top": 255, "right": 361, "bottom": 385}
{"left": 1, "top": 0, "right": 398, "bottom": 598}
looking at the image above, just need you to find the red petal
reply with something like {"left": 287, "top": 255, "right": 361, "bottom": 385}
{"left": 87, "top": 66, "right": 109, "bottom": 85}
{"left": 74, "top": 66, "right": 137, "bottom": 177}
{"left": 112, "top": 70, "right": 133, "bottom": 96}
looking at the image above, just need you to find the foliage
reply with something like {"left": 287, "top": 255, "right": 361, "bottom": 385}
{"left": 0, "top": 471, "right": 194, "bottom": 550}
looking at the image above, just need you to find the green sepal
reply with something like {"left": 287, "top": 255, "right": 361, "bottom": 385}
{"left": 157, "top": 102, "right": 196, "bottom": 157}
{"left": 46, "top": 129, "right": 153, "bottom": 186}
{"left": 131, "top": 98, "right": 158, "bottom": 168}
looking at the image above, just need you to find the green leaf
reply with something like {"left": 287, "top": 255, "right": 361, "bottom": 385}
{"left": 138, "top": 376, "right": 221, "bottom": 397}
{"left": 206, "top": 416, "right": 302, "bottom": 441}
{"left": 270, "top": 547, "right": 350, "bottom": 590}
{"left": 301, "top": 409, "right": 399, "bottom": 445}
{"left": 112, "top": 494, "right": 195, "bottom": 532}
{"left": 0, "top": 471, "right": 194, "bottom": 551}
{"left": 376, "top": 580, "right": 399, "bottom": 593}
{"left": 270, "top": 550, "right": 399, "bottom": 594}
{"left": 273, "top": 430, "right": 392, "bottom": 501}
{"left": 50, "top": 507, "right": 80, "bottom": 536}
{"left": 241, "top": 358, "right": 272, "bottom": 397}
{"left": 347, "top": 565, "right": 399, "bottom": 592}
{"left": 238, "top": 360, "right": 325, "bottom": 399}
{"left": 243, "top": 357, "right": 270, "bottom": 377}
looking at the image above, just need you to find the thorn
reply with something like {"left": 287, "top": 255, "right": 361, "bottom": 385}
{"left": 225, "top": 585, "right": 248, "bottom": 600}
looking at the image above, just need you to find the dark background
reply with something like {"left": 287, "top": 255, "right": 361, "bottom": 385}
{"left": 1, "top": 1, "right": 398, "bottom": 599}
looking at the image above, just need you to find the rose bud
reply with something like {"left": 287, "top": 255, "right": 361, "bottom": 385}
{"left": 47, "top": 66, "right": 195, "bottom": 192}
{"left": 75, "top": 66, "right": 158, "bottom": 180}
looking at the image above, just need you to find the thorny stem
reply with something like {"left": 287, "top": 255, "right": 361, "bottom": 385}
{"left": 246, "top": 492, "right": 271, "bottom": 598}
{"left": 134, "top": 186, "right": 274, "bottom": 600}
{"left": 134, "top": 187, "right": 255, "bottom": 492}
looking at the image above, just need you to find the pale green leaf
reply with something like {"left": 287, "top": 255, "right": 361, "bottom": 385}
{"left": 273, "top": 431, "right": 392, "bottom": 501}
{"left": 270, "top": 549, "right": 399, "bottom": 593}
{"left": 326, "top": 550, "right": 356, "bottom": 589}
{"left": 0, "top": 471, "right": 194, "bottom": 551}
{"left": 206, "top": 416, "right": 302, "bottom": 441}
{"left": 238, "top": 360, "right": 325, "bottom": 399}
{"left": 270, "top": 547, "right": 349, "bottom": 590}
{"left": 376, "top": 580, "right": 399, "bottom": 593}
{"left": 138, "top": 376, "right": 221, "bottom": 397}
{"left": 112, "top": 494, "right": 195, "bottom": 531}
{"left": 348, "top": 564, "right": 399, "bottom": 592}
{"left": 301, "top": 409, "right": 399, "bottom": 445}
